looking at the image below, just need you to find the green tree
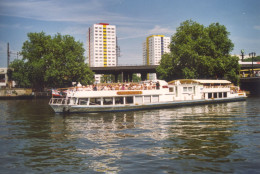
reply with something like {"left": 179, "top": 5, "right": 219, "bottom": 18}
{"left": 9, "top": 59, "right": 31, "bottom": 88}
{"left": 243, "top": 56, "right": 260, "bottom": 62}
{"left": 132, "top": 74, "right": 141, "bottom": 82}
{"left": 21, "top": 32, "right": 50, "bottom": 90}
{"left": 157, "top": 20, "right": 240, "bottom": 84}
{"left": 19, "top": 32, "right": 94, "bottom": 91}
{"left": 101, "top": 75, "right": 114, "bottom": 83}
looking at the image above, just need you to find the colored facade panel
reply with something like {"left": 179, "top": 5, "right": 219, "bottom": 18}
{"left": 103, "top": 24, "right": 107, "bottom": 67}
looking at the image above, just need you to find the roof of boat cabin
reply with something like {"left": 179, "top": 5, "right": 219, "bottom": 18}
{"left": 168, "top": 79, "right": 231, "bottom": 84}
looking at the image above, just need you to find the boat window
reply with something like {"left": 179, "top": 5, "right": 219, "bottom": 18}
{"left": 62, "top": 99, "right": 67, "bottom": 104}
{"left": 53, "top": 99, "right": 57, "bottom": 104}
{"left": 73, "top": 98, "right": 77, "bottom": 105}
{"left": 219, "top": 92, "right": 222, "bottom": 98}
{"left": 224, "top": 92, "right": 227, "bottom": 98}
{"left": 176, "top": 86, "right": 178, "bottom": 97}
{"left": 144, "top": 96, "right": 151, "bottom": 103}
{"left": 56, "top": 99, "right": 63, "bottom": 104}
{"left": 208, "top": 93, "right": 212, "bottom": 99}
{"left": 126, "top": 97, "right": 133, "bottom": 104}
{"left": 135, "top": 96, "right": 143, "bottom": 104}
{"left": 214, "top": 93, "right": 218, "bottom": 98}
{"left": 169, "top": 87, "right": 174, "bottom": 93}
{"left": 183, "top": 87, "right": 187, "bottom": 92}
{"left": 115, "top": 97, "right": 124, "bottom": 105}
{"left": 78, "top": 98, "right": 88, "bottom": 105}
{"left": 103, "top": 97, "right": 113, "bottom": 105}
{"left": 0, "top": 74, "right": 4, "bottom": 82}
{"left": 90, "top": 98, "right": 101, "bottom": 105}
{"left": 152, "top": 95, "right": 159, "bottom": 103}
{"left": 188, "top": 87, "right": 193, "bottom": 92}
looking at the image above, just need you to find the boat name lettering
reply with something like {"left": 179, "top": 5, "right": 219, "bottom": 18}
{"left": 117, "top": 91, "right": 142, "bottom": 95}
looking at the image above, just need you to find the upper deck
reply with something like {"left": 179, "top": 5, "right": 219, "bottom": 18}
{"left": 65, "top": 80, "right": 169, "bottom": 98}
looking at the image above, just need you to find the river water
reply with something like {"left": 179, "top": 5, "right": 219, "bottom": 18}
{"left": 0, "top": 97, "right": 260, "bottom": 174}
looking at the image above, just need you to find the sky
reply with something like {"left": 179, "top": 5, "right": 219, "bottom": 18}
{"left": 0, "top": 0, "right": 260, "bottom": 67}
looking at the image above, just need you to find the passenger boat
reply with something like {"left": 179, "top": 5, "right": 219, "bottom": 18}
{"left": 49, "top": 79, "right": 246, "bottom": 113}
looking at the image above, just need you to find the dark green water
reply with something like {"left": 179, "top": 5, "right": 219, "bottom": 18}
{"left": 0, "top": 97, "right": 260, "bottom": 173}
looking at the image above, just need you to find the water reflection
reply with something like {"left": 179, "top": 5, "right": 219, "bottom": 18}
{"left": 47, "top": 102, "right": 247, "bottom": 173}
{"left": 50, "top": 113, "right": 133, "bottom": 173}
{"left": 2, "top": 99, "right": 257, "bottom": 173}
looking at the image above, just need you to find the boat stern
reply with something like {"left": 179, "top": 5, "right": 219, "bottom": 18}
{"left": 49, "top": 98, "right": 71, "bottom": 113}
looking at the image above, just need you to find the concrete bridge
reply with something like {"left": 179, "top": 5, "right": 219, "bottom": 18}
{"left": 240, "top": 77, "right": 260, "bottom": 95}
{"left": 239, "top": 62, "right": 260, "bottom": 69}
{"left": 90, "top": 65, "right": 158, "bottom": 81}
{"left": 90, "top": 63, "right": 260, "bottom": 82}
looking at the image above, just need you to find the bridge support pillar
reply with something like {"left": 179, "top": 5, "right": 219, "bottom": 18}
{"left": 129, "top": 73, "right": 133, "bottom": 82}
{"left": 141, "top": 72, "right": 147, "bottom": 81}
{"left": 114, "top": 73, "right": 119, "bottom": 83}
{"left": 123, "top": 72, "right": 129, "bottom": 82}
{"left": 121, "top": 72, "right": 134, "bottom": 82}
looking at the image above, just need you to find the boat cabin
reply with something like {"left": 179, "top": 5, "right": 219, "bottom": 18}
{"left": 168, "top": 79, "right": 232, "bottom": 100}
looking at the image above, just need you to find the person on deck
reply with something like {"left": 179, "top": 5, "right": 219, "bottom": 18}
{"left": 156, "top": 81, "right": 160, "bottom": 90}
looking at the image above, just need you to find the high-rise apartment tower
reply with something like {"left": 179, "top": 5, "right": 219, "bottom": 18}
{"left": 86, "top": 23, "right": 117, "bottom": 67}
{"left": 86, "top": 23, "right": 117, "bottom": 83}
{"left": 143, "top": 35, "right": 170, "bottom": 80}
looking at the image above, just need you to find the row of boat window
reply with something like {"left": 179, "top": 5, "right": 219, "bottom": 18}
{"left": 208, "top": 92, "right": 227, "bottom": 99}
{"left": 77, "top": 95, "right": 159, "bottom": 105}
{"left": 169, "top": 86, "right": 195, "bottom": 93}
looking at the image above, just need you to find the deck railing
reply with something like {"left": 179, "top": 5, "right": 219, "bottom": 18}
{"left": 49, "top": 98, "right": 68, "bottom": 105}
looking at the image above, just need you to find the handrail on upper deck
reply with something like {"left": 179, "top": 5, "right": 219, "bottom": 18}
{"left": 49, "top": 98, "right": 68, "bottom": 105}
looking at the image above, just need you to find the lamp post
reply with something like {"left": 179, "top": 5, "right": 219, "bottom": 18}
{"left": 7, "top": 43, "right": 21, "bottom": 68}
{"left": 7, "top": 43, "right": 10, "bottom": 68}
{"left": 249, "top": 52, "right": 256, "bottom": 77}
{"left": 241, "top": 49, "right": 245, "bottom": 62}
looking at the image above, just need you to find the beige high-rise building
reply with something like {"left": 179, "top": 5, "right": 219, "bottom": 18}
{"left": 86, "top": 23, "right": 117, "bottom": 83}
{"left": 143, "top": 35, "right": 170, "bottom": 80}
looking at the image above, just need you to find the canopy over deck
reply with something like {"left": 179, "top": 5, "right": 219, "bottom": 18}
{"left": 168, "top": 79, "right": 231, "bottom": 85}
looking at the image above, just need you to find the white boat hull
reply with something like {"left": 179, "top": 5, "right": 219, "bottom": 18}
{"left": 50, "top": 96, "right": 246, "bottom": 113}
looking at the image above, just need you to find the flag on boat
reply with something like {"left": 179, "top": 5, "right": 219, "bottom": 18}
{"left": 52, "top": 89, "right": 62, "bottom": 97}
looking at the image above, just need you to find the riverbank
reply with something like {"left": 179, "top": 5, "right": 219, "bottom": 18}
{"left": 0, "top": 88, "right": 51, "bottom": 99}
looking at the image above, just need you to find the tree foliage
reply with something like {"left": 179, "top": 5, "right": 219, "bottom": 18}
{"left": 8, "top": 59, "right": 30, "bottom": 88}
{"left": 243, "top": 56, "right": 260, "bottom": 62}
{"left": 10, "top": 32, "right": 94, "bottom": 91}
{"left": 157, "top": 20, "right": 240, "bottom": 84}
